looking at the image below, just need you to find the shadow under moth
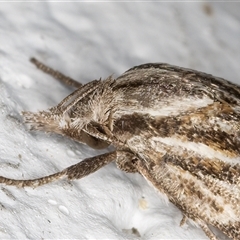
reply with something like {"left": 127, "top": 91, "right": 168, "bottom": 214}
{"left": 1, "top": 58, "right": 240, "bottom": 240}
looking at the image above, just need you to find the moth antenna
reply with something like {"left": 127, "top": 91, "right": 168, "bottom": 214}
{"left": 0, "top": 152, "right": 116, "bottom": 188}
{"left": 30, "top": 57, "right": 82, "bottom": 88}
{"left": 0, "top": 171, "right": 66, "bottom": 188}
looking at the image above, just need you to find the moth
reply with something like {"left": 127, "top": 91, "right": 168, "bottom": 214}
{"left": 1, "top": 58, "right": 240, "bottom": 240}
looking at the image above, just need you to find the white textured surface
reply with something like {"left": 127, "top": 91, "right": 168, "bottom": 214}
{"left": 0, "top": 3, "right": 239, "bottom": 239}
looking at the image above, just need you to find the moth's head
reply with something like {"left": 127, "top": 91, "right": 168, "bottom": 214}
{"left": 22, "top": 109, "right": 110, "bottom": 149}
{"left": 22, "top": 77, "right": 118, "bottom": 149}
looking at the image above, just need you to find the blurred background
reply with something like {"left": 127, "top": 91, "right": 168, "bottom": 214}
{"left": 1, "top": 2, "right": 240, "bottom": 84}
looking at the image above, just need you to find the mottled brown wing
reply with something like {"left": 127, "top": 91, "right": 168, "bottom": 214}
{"left": 113, "top": 64, "right": 240, "bottom": 239}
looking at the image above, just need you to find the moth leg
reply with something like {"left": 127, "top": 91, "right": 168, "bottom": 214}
{"left": 197, "top": 220, "right": 218, "bottom": 240}
{"left": 180, "top": 215, "right": 188, "bottom": 226}
{"left": 0, "top": 151, "right": 117, "bottom": 188}
{"left": 30, "top": 57, "right": 82, "bottom": 88}
{"left": 115, "top": 151, "right": 139, "bottom": 173}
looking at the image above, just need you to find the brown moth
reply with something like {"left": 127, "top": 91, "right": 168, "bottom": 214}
{"left": 1, "top": 58, "right": 240, "bottom": 240}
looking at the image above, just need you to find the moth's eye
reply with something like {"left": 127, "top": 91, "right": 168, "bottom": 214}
{"left": 86, "top": 135, "right": 110, "bottom": 149}
{"left": 91, "top": 122, "right": 106, "bottom": 135}
{"left": 81, "top": 131, "right": 109, "bottom": 149}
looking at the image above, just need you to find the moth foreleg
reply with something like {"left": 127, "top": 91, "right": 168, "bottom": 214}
{"left": 197, "top": 220, "right": 218, "bottom": 240}
{"left": 180, "top": 215, "right": 188, "bottom": 226}
{"left": 0, "top": 151, "right": 117, "bottom": 188}
{"left": 30, "top": 57, "right": 82, "bottom": 88}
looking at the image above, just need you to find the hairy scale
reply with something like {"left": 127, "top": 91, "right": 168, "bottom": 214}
{"left": 1, "top": 58, "right": 240, "bottom": 240}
